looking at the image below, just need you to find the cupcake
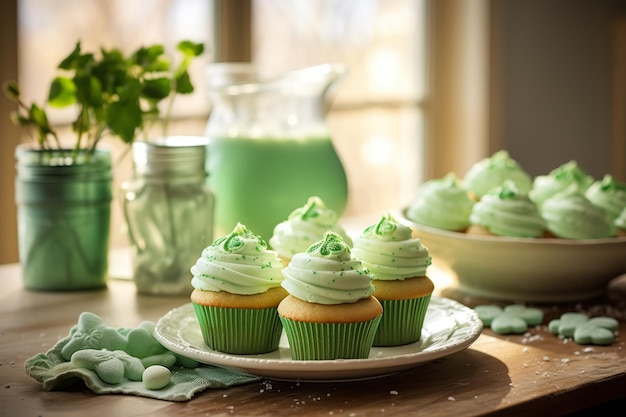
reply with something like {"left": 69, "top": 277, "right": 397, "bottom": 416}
{"left": 463, "top": 150, "right": 533, "bottom": 200}
{"left": 541, "top": 189, "right": 615, "bottom": 239}
{"left": 585, "top": 174, "right": 626, "bottom": 225}
{"left": 278, "top": 231, "right": 382, "bottom": 360}
{"left": 405, "top": 173, "right": 475, "bottom": 232}
{"left": 529, "top": 160, "right": 594, "bottom": 207}
{"left": 190, "top": 223, "right": 287, "bottom": 354}
{"left": 467, "top": 180, "right": 546, "bottom": 237}
{"left": 351, "top": 213, "right": 434, "bottom": 346}
{"left": 269, "top": 196, "right": 353, "bottom": 266}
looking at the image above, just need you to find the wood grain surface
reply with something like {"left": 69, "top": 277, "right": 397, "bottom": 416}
{"left": 1, "top": 262, "right": 625, "bottom": 417}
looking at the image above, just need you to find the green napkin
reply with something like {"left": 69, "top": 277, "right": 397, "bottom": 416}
{"left": 24, "top": 312, "right": 260, "bottom": 401}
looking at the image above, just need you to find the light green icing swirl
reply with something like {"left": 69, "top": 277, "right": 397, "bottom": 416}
{"left": 585, "top": 174, "right": 626, "bottom": 223}
{"left": 190, "top": 223, "right": 284, "bottom": 294}
{"left": 281, "top": 231, "right": 375, "bottom": 305}
{"left": 529, "top": 160, "right": 594, "bottom": 207}
{"left": 406, "top": 173, "right": 474, "bottom": 230}
{"left": 269, "top": 196, "right": 352, "bottom": 259}
{"left": 352, "top": 213, "right": 432, "bottom": 281}
{"left": 463, "top": 150, "right": 532, "bottom": 199}
{"left": 541, "top": 189, "right": 614, "bottom": 239}
{"left": 469, "top": 180, "right": 546, "bottom": 237}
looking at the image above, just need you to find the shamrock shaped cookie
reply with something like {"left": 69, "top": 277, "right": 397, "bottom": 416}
{"left": 548, "top": 313, "right": 619, "bottom": 345}
{"left": 474, "top": 304, "right": 544, "bottom": 335}
{"left": 71, "top": 349, "right": 145, "bottom": 384}
{"left": 61, "top": 312, "right": 127, "bottom": 360}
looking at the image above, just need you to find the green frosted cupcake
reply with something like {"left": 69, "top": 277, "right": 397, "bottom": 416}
{"left": 352, "top": 213, "right": 434, "bottom": 346}
{"left": 278, "top": 231, "right": 382, "bottom": 360}
{"left": 190, "top": 223, "right": 287, "bottom": 354}
{"left": 269, "top": 196, "right": 352, "bottom": 266}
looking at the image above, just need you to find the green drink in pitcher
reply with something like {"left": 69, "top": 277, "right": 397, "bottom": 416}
{"left": 204, "top": 63, "right": 349, "bottom": 241}
{"left": 207, "top": 135, "right": 348, "bottom": 240}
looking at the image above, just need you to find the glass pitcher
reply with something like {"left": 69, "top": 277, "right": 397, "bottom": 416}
{"left": 204, "top": 63, "right": 349, "bottom": 241}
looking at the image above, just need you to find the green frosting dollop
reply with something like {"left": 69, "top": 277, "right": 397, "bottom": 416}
{"left": 269, "top": 196, "right": 352, "bottom": 259}
{"left": 463, "top": 150, "right": 532, "bottom": 199}
{"left": 529, "top": 160, "right": 594, "bottom": 207}
{"left": 281, "top": 231, "right": 375, "bottom": 305}
{"left": 585, "top": 174, "right": 626, "bottom": 223}
{"left": 190, "top": 223, "right": 284, "bottom": 294}
{"left": 469, "top": 180, "right": 546, "bottom": 237}
{"left": 352, "top": 213, "right": 432, "bottom": 281}
{"left": 406, "top": 173, "right": 475, "bottom": 231}
{"left": 541, "top": 189, "right": 615, "bottom": 239}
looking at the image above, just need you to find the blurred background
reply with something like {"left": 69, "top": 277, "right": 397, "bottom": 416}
{"left": 1, "top": 0, "right": 625, "bottom": 264}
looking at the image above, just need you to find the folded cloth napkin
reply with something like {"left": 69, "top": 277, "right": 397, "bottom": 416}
{"left": 25, "top": 312, "right": 260, "bottom": 401}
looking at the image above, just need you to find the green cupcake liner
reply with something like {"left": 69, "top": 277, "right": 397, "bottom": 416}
{"left": 373, "top": 295, "right": 432, "bottom": 347}
{"left": 279, "top": 316, "right": 381, "bottom": 360}
{"left": 192, "top": 303, "right": 283, "bottom": 354}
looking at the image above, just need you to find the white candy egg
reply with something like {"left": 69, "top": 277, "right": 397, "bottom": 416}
{"left": 142, "top": 365, "right": 171, "bottom": 390}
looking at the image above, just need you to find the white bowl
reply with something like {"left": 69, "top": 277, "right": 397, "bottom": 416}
{"left": 396, "top": 208, "right": 626, "bottom": 303}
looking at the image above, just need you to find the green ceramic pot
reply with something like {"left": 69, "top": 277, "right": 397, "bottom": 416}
{"left": 14, "top": 147, "right": 113, "bottom": 290}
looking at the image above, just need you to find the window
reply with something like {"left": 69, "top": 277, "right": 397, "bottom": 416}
{"left": 253, "top": 0, "right": 428, "bottom": 220}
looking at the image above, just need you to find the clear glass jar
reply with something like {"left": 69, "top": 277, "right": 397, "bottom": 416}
{"left": 122, "top": 136, "right": 214, "bottom": 295}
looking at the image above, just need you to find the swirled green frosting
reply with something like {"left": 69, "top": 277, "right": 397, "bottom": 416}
{"left": 529, "top": 160, "right": 594, "bottom": 207}
{"left": 281, "top": 231, "right": 375, "bottom": 305}
{"left": 585, "top": 174, "right": 626, "bottom": 223}
{"left": 269, "top": 196, "right": 352, "bottom": 259}
{"left": 463, "top": 150, "right": 532, "bottom": 199}
{"left": 190, "top": 223, "right": 284, "bottom": 294}
{"left": 352, "top": 213, "right": 432, "bottom": 281}
{"left": 469, "top": 180, "right": 546, "bottom": 237}
{"left": 541, "top": 189, "right": 614, "bottom": 239}
{"left": 406, "top": 173, "right": 474, "bottom": 230}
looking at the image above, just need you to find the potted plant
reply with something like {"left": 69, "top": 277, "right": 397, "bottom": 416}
{"left": 4, "top": 40, "right": 204, "bottom": 291}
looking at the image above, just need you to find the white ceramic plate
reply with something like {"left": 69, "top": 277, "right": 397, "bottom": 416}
{"left": 154, "top": 297, "right": 483, "bottom": 382}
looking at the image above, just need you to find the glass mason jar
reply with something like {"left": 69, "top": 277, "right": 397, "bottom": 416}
{"left": 204, "top": 63, "right": 349, "bottom": 241}
{"left": 122, "top": 136, "right": 214, "bottom": 295}
{"left": 15, "top": 146, "right": 112, "bottom": 291}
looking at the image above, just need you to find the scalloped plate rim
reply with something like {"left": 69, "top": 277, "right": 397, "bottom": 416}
{"left": 154, "top": 296, "right": 483, "bottom": 381}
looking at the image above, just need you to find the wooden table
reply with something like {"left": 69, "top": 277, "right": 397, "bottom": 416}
{"left": 1, "top": 261, "right": 625, "bottom": 417}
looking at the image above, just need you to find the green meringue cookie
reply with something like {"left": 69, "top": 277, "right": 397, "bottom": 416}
{"left": 406, "top": 173, "right": 474, "bottom": 231}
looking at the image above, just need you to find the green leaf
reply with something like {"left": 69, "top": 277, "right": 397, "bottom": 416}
{"left": 175, "top": 71, "right": 194, "bottom": 94}
{"left": 58, "top": 42, "right": 82, "bottom": 70}
{"left": 146, "top": 56, "right": 170, "bottom": 73}
{"left": 29, "top": 104, "right": 49, "bottom": 128}
{"left": 108, "top": 98, "right": 142, "bottom": 143}
{"left": 3, "top": 80, "right": 20, "bottom": 99}
{"left": 142, "top": 77, "right": 171, "bottom": 100}
{"left": 100, "top": 47, "right": 125, "bottom": 64}
{"left": 48, "top": 76, "right": 77, "bottom": 107}
{"left": 177, "top": 40, "right": 204, "bottom": 58}
{"left": 133, "top": 45, "right": 166, "bottom": 70}
{"left": 116, "top": 78, "right": 142, "bottom": 101}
